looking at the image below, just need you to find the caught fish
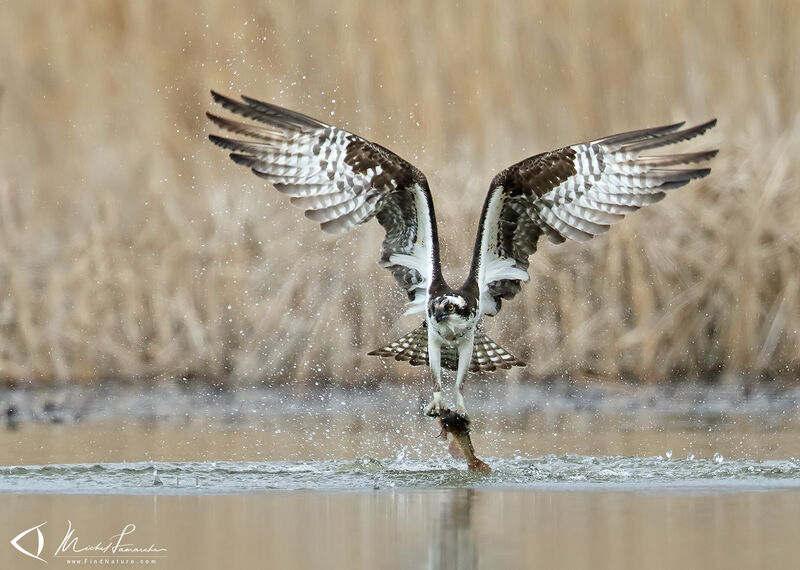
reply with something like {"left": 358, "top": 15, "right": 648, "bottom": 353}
{"left": 436, "top": 409, "right": 491, "bottom": 472}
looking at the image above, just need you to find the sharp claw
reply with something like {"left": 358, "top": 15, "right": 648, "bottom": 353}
{"left": 424, "top": 400, "right": 440, "bottom": 417}
{"left": 424, "top": 391, "right": 443, "bottom": 417}
{"left": 455, "top": 394, "right": 467, "bottom": 418}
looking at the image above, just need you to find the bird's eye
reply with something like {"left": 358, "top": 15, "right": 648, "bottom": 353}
{"left": 446, "top": 303, "right": 455, "bottom": 312}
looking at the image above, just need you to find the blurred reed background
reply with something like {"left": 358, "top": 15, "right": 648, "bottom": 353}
{"left": 0, "top": 0, "right": 797, "bottom": 385}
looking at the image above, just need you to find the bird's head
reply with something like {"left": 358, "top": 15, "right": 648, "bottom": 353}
{"left": 428, "top": 294, "right": 474, "bottom": 323}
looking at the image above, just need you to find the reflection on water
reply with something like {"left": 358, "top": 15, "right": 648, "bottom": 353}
{"left": 2, "top": 488, "right": 800, "bottom": 570}
{"left": 433, "top": 489, "right": 477, "bottom": 570}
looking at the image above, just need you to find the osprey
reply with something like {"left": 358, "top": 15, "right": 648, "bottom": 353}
{"left": 208, "top": 91, "right": 717, "bottom": 417}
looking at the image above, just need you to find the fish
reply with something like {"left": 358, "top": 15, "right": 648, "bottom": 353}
{"left": 436, "top": 409, "right": 491, "bottom": 472}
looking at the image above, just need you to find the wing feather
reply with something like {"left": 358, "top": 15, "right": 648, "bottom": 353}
{"left": 469, "top": 119, "right": 717, "bottom": 315}
{"left": 208, "top": 91, "right": 441, "bottom": 308}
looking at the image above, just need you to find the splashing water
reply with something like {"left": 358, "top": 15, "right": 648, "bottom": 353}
{"left": 2, "top": 456, "right": 800, "bottom": 494}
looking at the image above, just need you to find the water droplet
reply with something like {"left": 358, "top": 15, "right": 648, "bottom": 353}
{"left": 713, "top": 452, "right": 724, "bottom": 464}
{"left": 686, "top": 453, "right": 695, "bottom": 460}
{"left": 665, "top": 450, "right": 672, "bottom": 460}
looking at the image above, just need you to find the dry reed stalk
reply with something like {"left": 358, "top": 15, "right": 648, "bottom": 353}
{"left": 0, "top": 1, "right": 797, "bottom": 385}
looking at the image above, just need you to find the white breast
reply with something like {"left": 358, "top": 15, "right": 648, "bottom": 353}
{"left": 428, "top": 314, "right": 478, "bottom": 343}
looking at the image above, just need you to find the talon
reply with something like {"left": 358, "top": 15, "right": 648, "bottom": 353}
{"left": 424, "top": 391, "right": 443, "bottom": 417}
{"left": 455, "top": 394, "right": 467, "bottom": 418}
{"left": 424, "top": 401, "right": 440, "bottom": 417}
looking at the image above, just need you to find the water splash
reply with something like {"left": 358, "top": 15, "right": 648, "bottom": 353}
{"left": 2, "top": 456, "right": 800, "bottom": 494}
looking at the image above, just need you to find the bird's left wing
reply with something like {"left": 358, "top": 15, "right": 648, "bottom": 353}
{"left": 468, "top": 119, "right": 718, "bottom": 316}
{"left": 207, "top": 91, "right": 440, "bottom": 312}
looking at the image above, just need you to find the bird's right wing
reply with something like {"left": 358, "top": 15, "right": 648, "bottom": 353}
{"left": 207, "top": 91, "right": 441, "bottom": 313}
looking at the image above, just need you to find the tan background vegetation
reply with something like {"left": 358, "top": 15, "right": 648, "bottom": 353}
{"left": 0, "top": 0, "right": 798, "bottom": 385}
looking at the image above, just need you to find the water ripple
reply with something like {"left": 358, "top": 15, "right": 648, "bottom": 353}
{"left": 2, "top": 456, "right": 800, "bottom": 494}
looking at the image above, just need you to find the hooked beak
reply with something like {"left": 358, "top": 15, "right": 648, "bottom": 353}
{"left": 434, "top": 309, "right": 449, "bottom": 322}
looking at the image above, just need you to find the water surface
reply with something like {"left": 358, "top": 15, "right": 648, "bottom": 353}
{"left": 2, "top": 455, "right": 800, "bottom": 494}
{"left": 2, "top": 382, "right": 799, "bottom": 569}
{"left": 3, "top": 488, "right": 799, "bottom": 569}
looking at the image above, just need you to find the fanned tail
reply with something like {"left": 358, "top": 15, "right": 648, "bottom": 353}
{"left": 368, "top": 323, "right": 526, "bottom": 372}
{"left": 367, "top": 323, "right": 430, "bottom": 367}
{"left": 470, "top": 331, "right": 526, "bottom": 371}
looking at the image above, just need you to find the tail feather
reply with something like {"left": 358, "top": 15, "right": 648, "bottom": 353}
{"left": 470, "top": 332, "right": 526, "bottom": 371}
{"left": 367, "top": 324, "right": 429, "bottom": 367}
{"left": 368, "top": 323, "right": 526, "bottom": 372}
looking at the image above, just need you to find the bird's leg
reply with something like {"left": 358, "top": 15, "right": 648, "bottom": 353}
{"left": 454, "top": 336, "right": 474, "bottom": 417}
{"left": 424, "top": 335, "right": 444, "bottom": 416}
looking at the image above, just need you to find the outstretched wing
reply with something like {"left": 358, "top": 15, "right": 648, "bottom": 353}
{"left": 469, "top": 119, "right": 718, "bottom": 316}
{"left": 207, "top": 91, "right": 440, "bottom": 312}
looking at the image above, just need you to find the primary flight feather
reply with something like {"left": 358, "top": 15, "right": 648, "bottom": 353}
{"left": 208, "top": 90, "right": 717, "bottom": 416}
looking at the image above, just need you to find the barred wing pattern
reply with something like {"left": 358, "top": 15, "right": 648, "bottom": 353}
{"left": 207, "top": 91, "right": 439, "bottom": 307}
{"left": 470, "top": 120, "right": 718, "bottom": 316}
{"left": 369, "top": 323, "right": 526, "bottom": 372}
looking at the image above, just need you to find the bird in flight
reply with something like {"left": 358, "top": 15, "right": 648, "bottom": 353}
{"left": 207, "top": 91, "right": 716, "bottom": 418}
